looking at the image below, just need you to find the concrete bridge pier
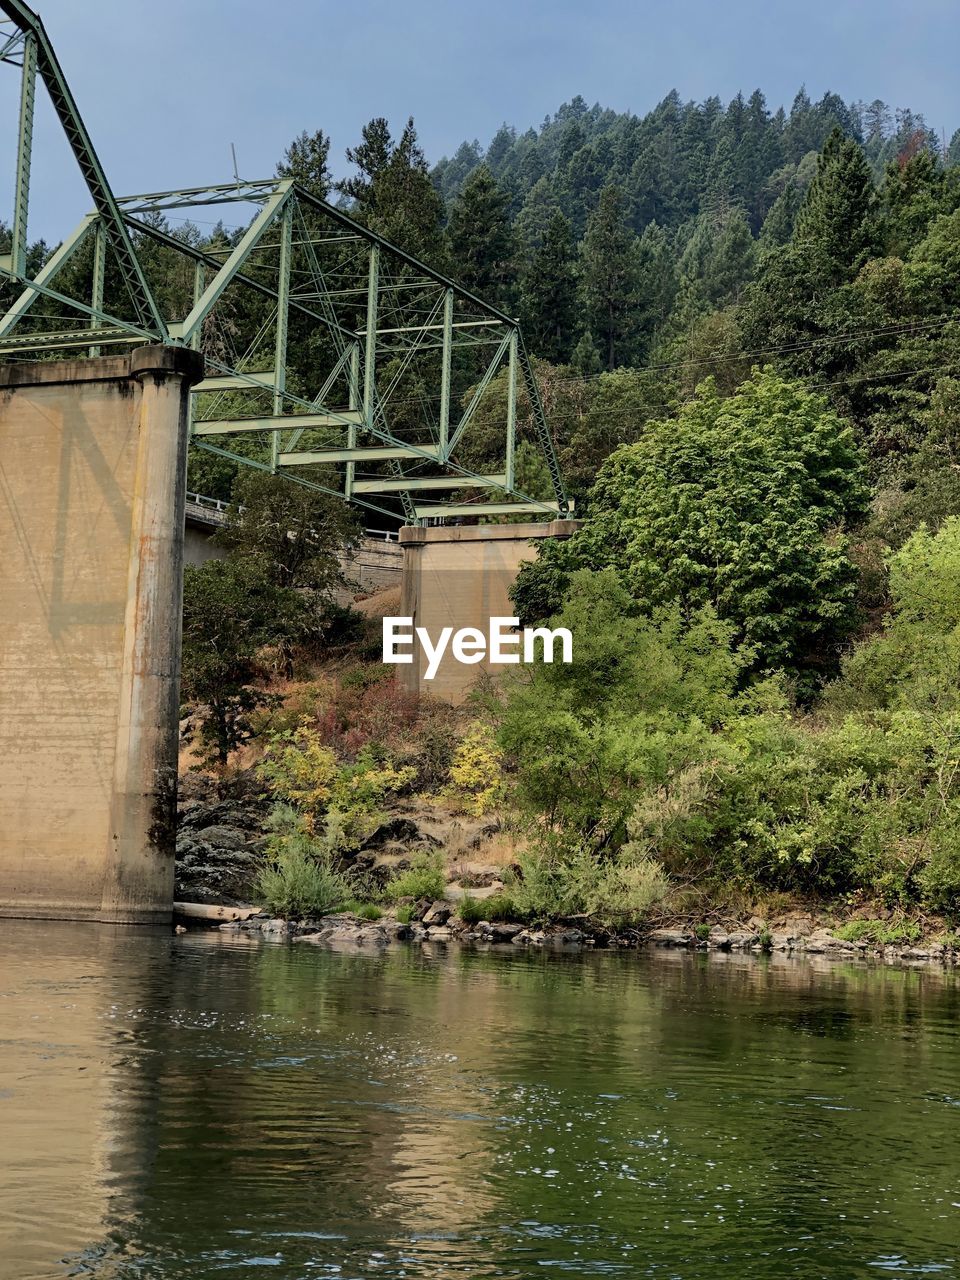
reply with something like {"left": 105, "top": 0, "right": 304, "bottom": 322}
{"left": 0, "top": 346, "right": 203, "bottom": 923}
{"left": 397, "top": 519, "right": 580, "bottom": 702}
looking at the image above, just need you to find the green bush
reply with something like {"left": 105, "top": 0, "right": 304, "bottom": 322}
{"left": 255, "top": 805, "right": 354, "bottom": 918}
{"left": 504, "top": 849, "right": 667, "bottom": 925}
{"left": 383, "top": 852, "right": 447, "bottom": 902}
{"left": 918, "top": 830, "right": 960, "bottom": 916}
{"left": 395, "top": 904, "right": 414, "bottom": 925}
{"left": 255, "top": 840, "right": 351, "bottom": 918}
{"left": 458, "top": 893, "right": 515, "bottom": 924}
{"left": 834, "top": 919, "right": 922, "bottom": 945}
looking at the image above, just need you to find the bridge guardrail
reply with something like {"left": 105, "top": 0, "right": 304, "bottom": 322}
{"left": 185, "top": 492, "right": 399, "bottom": 544}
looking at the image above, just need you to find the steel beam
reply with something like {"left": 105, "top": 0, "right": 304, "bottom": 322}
{"left": 280, "top": 445, "right": 441, "bottom": 466}
{"left": 363, "top": 244, "right": 378, "bottom": 430}
{"left": 87, "top": 220, "right": 105, "bottom": 356}
{"left": 171, "top": 183, "right": 293, "bottom": 343}
{"left": 439, "top": 287, "right": 453, "bottom": 456}
{"left": 0, "top": 326, "right": 142, "bottom": 355}
{"left": 192, "top": 410, "right": 361, "bottom": 436}
{"left": 0, "top": 0, "right": 165, "bottom": 333}
{"left": 444, "top": 331, "right": 512, "bottom": 459}
{"left": 413, "top": 500, "right": 566, "bottom": 519}
{"left": 506, "top": 327, "right": 518, "bottom": 490}
{"left": 270, "top": 201, "right": 293, "bottom": 470}
{"left": 0, "top": 212, "right": 95, "bottom": 336}
{"left": 193, "top": 372, "right": 276, "bottom": 393}
{"left": 354, "top": 474, "right": 506, "bottom": 493}
{"left": 9, "top": 28, "right": 35, "bottom": 277}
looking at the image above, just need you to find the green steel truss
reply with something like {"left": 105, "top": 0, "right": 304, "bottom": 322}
{"left": 0, "top": 2, "right": 570, "bottom": 523}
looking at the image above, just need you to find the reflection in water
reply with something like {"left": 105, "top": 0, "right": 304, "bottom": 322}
{"left": 0, "top": 923, "right": 959, "bottom": 1278}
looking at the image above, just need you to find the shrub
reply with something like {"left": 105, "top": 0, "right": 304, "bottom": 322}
{"left": 583, "top": 857, "right": 669, "bottom": 922}
{"left": 395, "top": 904, "right": 414, "bottom": 925}
{"left": 505, "top": 849, "right": 667, "bottom": 925}
{"left": 447, "top": 722, "right": 503, "bottom": 816}
{"left": 383, "top": 852, "right": 447, "bottom": 902}
{"left": 254, "top": 805, "right": 357, "bottom": 918}
{"left": 918, "top": 830, "right": 960, "bottom": 916}
{"left": 258, "top": 724, "right": 415, "bottom": 844}
{"left": 255, "top": 837, "right": 352, "bottom": 919}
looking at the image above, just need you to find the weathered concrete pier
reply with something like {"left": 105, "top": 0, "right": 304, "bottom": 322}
{"left": 397, "top": 519, "right": 579, "bottom": 702}
{"left": 0, "top": 347, "right": 202, "bottom": 922}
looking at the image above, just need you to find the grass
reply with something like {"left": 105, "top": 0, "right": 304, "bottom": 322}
{"left": 349, "top": 902, "right": 383, "bottom": 921}
{"left": 835, "top": 918, "right": 923, "bottom": 945}
{"left": 395, "top": 904, "right": 414, "bottom": 925}
{"left": 458, "top": 893, "right": 516, "bottom": 924}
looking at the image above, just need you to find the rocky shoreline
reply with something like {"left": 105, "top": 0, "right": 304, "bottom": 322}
{"left": 205, "top": 901, "right": 960, "bottom": 967}
{"left": 175, "top": 774, "right": 959, "bottom": 970}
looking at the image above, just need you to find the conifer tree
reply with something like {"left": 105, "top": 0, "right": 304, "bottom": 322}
{"left": 277, "top": 129, "right": 332, "bottom": 201}
{"left": 339, "top": 117, "right": 446, "bottom": 265}
{"left": 520, "top": 210, "right": 579, "bottom": 363}
{"left": 513, "top": 176, "right": 561, "bottom": 255}
{"left": 758, "top": 183, "right": 800, "bottom": 250}
{"left": 446, "top": 164, "right": 515, "bottom": 305}
{"left": 580, "top": 185, "right": 641, "bottom": 370}
{"left": 793, "top": 127, "right": 878, "bottom": 280}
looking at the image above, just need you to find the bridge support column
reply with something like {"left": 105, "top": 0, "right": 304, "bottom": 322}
{"left": 0, "top": 346, "right": 203, "bottom": 923}
{"left": 397, "top": 519, "right": 580, "bottom": 703}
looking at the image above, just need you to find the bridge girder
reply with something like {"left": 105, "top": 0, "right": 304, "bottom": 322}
{"left": 0, "top": 3, "right": 571, "bottom": 524}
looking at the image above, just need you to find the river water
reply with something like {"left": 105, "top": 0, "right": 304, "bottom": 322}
{"left": 1, "top": 922, "right": 958, "bottom": 1280}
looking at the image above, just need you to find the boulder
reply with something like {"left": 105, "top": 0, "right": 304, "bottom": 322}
{"left": 422, "top": 901, "right": 452, "bottom": 927}
{"left": 648, "top": 928, "right": 693, "bottom": 947}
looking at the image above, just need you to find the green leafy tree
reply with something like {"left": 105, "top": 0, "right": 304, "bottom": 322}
{"left": 181, "top": 560, "right": 309, "bottom": 768}
{"left": 216, "top": 470, "right": 357, "bottom": 594}
{"left": 514, "top": 368, "right": 869, "bottom": 688}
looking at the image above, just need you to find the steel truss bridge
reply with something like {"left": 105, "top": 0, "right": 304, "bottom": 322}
{"left": 0, "top": 0, "right": 570, "bottom": 523}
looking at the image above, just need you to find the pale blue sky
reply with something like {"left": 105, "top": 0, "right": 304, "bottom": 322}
{"left": 3, "top": 0, "right": 959, "bottom": 241}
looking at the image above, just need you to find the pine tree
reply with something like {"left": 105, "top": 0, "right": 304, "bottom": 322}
{"left": 514, "top": 176, "right": 561, "bottom": 256}
{"left": 758, "top": 182, "right": 800, "bottom": 250}
{"left": 634, "top": 222, "right": 677, "bottom": 352}
{"left": 520, "top": 210, "right": 579, "bottom": 363}
{"left": 570, "top": 330, "right": 602, "bottom": 376}
{"left": 446, "top": 164, "right": 515, "bottom": 305}
{"left": 580, "top": 185, "right": 641, "bottom": 370}
{"left": 882, "top": 149, "right": 946, "bottom": 256}
{"left": 793, "top": 127, "right": 878, "bottom": 280}
{"left": 339, "top": 118, "right": 393, "bottom": 212}
{"left": 277, "top": 129, "right": 332, "bottom": 201}
{"left": 340, "top": 117, "right": 446, "bottom": 265}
